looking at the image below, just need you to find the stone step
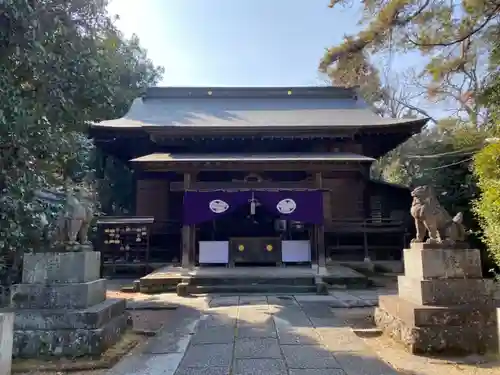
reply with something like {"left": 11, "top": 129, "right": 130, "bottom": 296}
{"left": 184, "top": 276, "right": 316, "bottom": 287}
{"left": 188, "top": 284, "right": 317, "bottom": 294}
{"left": 323, "top": 276, "right": 373, "bottom": 289}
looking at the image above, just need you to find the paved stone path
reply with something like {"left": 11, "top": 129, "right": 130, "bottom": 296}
{"left": 108, "top": 294, "right": 401, "bottom": 375}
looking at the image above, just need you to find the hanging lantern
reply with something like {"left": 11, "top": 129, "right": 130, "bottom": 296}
{"left": 248, "top": 191, "right": 260, "bottom": 216}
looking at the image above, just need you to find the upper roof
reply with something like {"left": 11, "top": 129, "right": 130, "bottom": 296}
{"left": 91, "top": 86, "right": 428, "bottom": 130}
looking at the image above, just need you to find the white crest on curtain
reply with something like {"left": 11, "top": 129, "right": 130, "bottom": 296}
{"left": 276, "top": 198, "right": 296, "bottom": 214}
{"left": 209, "top": 199, "right": 229, "bottom": 213}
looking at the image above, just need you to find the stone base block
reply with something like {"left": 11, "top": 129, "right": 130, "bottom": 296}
{"left": 403, "top": 245, "right": 482, "bottom": 279}
{"left": 0, "top": 313, "right": 14, "bottom": 375}
{"left": 10, "top": 279, "right": 106, "bottom": 309}
{"left": 1, "top": 298, "right": 126, "bottom": 330}
{"left": 22, "top": 251, "right": 100, "bottom": 284}
{"left": 12, "top": 311, "right": 129, "bottom": 358}
{"left": 315, "top": 281, "right": 329, "bottom": 295}
{"left": 398, "top": 275, "right": 495, "bottom": 305}
{"left": 176, "top": 282, "right": 189, "bottom": 297}
{"left": 375, "top": 295, "right": 499, "bottom": 355}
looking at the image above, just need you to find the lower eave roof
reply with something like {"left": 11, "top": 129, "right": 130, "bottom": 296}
{"left": 130, "top": 153, "right": 375, "bottom": 163}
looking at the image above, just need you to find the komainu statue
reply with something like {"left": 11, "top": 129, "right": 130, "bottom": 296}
{"left": 410, "top": 185, "right": 467, "bottom": 245}
{"left": 54, "top": 183, "right": 95, "bottom": 249}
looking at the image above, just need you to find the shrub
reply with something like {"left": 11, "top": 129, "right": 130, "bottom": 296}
{"left": 473, "top": 141, "right": 500, "bottom": 270}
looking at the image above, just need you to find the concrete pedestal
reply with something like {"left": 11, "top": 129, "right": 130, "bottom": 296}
{"left": 375, "top": 243, "right": 499, "bottom": 355}
{"left": 0, "top": 313, "right": 13, "bottom": 375}
{"left": 1, "top": 251, "right": 128, "bottom": 358}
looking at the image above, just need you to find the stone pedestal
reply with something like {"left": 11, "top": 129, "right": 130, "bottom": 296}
{"left": 1, "top": 251, "right": 128, "bottom": 358}
{"left": 375, "top": 243, "right": 499, "bottom": 355}
{"left": 0, "top": 313, "right": 13, "bottom": 375}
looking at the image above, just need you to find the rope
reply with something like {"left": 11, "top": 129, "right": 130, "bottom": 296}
{"left": 422, "top": 157, "right": 474, "bottom": 171}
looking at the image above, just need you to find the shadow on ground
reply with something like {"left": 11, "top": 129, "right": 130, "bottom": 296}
{"left": 103, "top": 284, "right": 500, "bottom": 375}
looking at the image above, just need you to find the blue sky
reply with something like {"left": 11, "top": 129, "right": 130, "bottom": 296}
{"left": 108, "top": 0, "right": 422, "bottom": 87}
{"left": 107, "top": 0, "right": 447, "bottom": 119}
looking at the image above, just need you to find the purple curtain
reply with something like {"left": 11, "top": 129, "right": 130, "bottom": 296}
{"left": 182, "top": 190, "right": 324, "bottom": 225}
{"left": 183, "top": 191, "right": 251, "bottom": 225}
{"left": 256, "top": 191, "right": 324, "bottom": 224}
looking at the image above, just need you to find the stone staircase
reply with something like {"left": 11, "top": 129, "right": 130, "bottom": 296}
{"left": 179, "top": 274, "right": 318, "bottom": 295}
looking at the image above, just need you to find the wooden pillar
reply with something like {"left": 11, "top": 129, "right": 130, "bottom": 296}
{"left": 360, "top": 167, "right": 372, "bottom": 262}
{"left": 181, "top": 173, "right": 193, "bottom": 268}
{"left": 315, "top": 172, "right": 326, "bottom": 268}
{"left": 165, "top": 180, "right": 171, "bottom": 221}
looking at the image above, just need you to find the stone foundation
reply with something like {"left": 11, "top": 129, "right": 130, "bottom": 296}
{"left": 375, "top": 295, "right": 498, "bottom": 354}
{"left": 1, "top": 251, "right": 128, "bottom": 358}
{"left": 12, "top": 303, "right": 128, "bottom": 357}
{"left": 376, "top": 243, "right": 499, "bottom": 355}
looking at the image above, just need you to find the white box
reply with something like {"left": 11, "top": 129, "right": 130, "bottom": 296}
{"left": 199, "top": 241, "right": 229, "bottom": 264}
{"left": 282, "top": 240, "right": 311, "bottom": 262}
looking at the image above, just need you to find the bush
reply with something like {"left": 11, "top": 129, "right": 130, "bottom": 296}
{"left": 473, "top": 141, "right": 500, "bottom": 270}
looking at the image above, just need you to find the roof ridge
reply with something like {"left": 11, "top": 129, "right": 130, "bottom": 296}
{"left": 143, "top": 86, "right": 358, "bottom": 100}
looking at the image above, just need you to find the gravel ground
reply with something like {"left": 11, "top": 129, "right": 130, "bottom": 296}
{"left": 363, "top": 334, "right": 500, "bottom": 375}
{"left": 19, "top": 371, "right": 105, "bottom": 375}
{"left": 16, "top": 301, "right": 175, "bottom": 375}
{"left": 341, "top": 307, "right": 500, "bottom": 375}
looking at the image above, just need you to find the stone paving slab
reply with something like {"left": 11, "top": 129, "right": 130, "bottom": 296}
{"left": 236, "top": 324, "right": 278, "bottom": 338}
{"left": 273, "top": 310, "right": 312, "bottom": 327}
{"left": 239, "top": 296, "right": 268, "bottom": 304}
{"left": 143, "top": 330, "right": 193, "bottom": 354}
{"left": 174, "top": 367, "right": 230, "bottom": 375}
{"left": 106, "top": 353, "right": 185, "bottom": 375}
{"left": 281, "top": 344, "right": 342, "bottom": 369}
{"left": 209, "top": 296, "right": 239, "bottom": 308}
{"left": 276, "top": 327, "right": 322, "bottom": 345}
{"left": 190, "top": 325, "right": 235, "bottom": 344}
{"left": 334, "top": 351, "right": 400, "bottom": 375}
{"left": 142, "top": 307, "right": 200, "bottom": 355}
{"left": 289, "top": 369, "right": 347, "bottom": 375}
{"left": 267, "top": 295, "right": 300, "bottom": 306}
{"left": 197, "top": 313, "right": 236, "bottom": 329}
{"left": 235, "top": 337, "right": 282, "bottom": 358}
{"left": 181, "top": 343, "right": 234, "bottom": 367}
{"left": 233, "top": 358, "right": 288, "bottom": 375}
{"left": 107, "top": 294, "right": 403, "bottom": 375}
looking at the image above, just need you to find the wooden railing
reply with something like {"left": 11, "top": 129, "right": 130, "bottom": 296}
{"left": 325, "top": 218, "right": 407, "bottom": 233}
{"left": 150, "top": 220, "right": 182, "bottom": 234}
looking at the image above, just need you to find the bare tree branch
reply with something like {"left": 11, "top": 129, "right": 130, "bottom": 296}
{"left": 407, "top": 6, "right": 500, "bottom": 47}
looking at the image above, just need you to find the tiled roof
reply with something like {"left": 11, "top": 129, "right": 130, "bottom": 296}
{"left": 92, "top": 86, "right": 428, "bottom": 129}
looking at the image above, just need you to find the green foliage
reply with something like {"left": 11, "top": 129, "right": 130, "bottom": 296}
{"left": 96, "top": 155, "right": 135, "bottom": 215}
{"left": 480, "top": 39, "right": 500, "bottom": 126}
{"left": 322, "top": 0, "right": 498, "bottom": 127}
{"left": 0, "top": 0, "right": 163, "bottom": 284}
{"left": 473, "top": 142, "right": 500, "bottom": 268}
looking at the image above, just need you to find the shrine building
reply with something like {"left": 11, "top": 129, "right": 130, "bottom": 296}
{"left": 89, "top": 86, "right": 429, "bottom": 271}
